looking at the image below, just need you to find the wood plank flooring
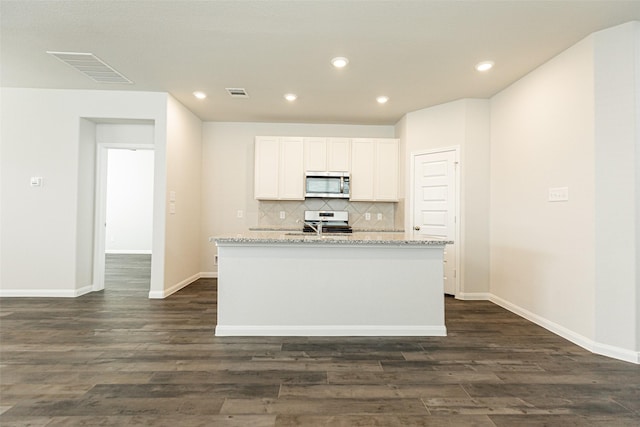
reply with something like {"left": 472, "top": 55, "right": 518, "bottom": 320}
{"left": 1, "top": 254, "right": 639, "bottom": 426}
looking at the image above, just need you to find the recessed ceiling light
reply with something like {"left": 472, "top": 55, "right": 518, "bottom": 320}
{"left": 376, "top": 96, "right": 389, "bottom": 104}
{"left": 331, "top": 57, "right": 349, "bottom": 68}
{"left": 284, "top": 93, "right": 297, "bottom": 101}
{"left": 193, "top": 91, "right": 207, "bottom": 99}
{"left": 475, "top": 61, "right": 494, "bottom": 72}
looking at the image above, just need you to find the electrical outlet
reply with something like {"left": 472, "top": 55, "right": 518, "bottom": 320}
{"left": 365, "top": 212, "right": 371, "bottom": 221}
{"left": 237, "top": 210, "right": 243, "bottom": 218}
{"left": 377, "top": 213, "right": 383, "bottom": 221}
{"left": 279, "top": 211, "right": 286, "bottom": 220}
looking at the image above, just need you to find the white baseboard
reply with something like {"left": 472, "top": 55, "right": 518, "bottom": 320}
{"left": 148, "top": 272, "right": 203, "bottom": 299}
{"left": 105, "top": 250, "right": 152, "bottom": 254}
{"left": 200, "top": 271, "right": 218, "bottom": 279}
{"left": 0, "top": 284, "right": 94, "bottom": 298}
{"left": 456, "top": 292, "right": 491, "bottom": 300}
{"left": 215, "top": 325, "right": 447, "bottom": 337}
{"left": 591, "top": 341, "right": 640, "bottom": 364}
{"left": 489, "top": 294, "right": 640, "bottom": 365}
{"left": 1, "top": 273, "right": 212, "bottom": 300}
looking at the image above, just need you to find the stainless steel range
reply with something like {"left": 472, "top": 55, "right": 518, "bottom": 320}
{"left": 302, "top": 210, "right": 352, "bottom": 234}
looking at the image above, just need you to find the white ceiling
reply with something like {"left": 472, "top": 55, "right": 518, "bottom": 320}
{"left": 2, "top": 1, "right": 639, "bottom": 125}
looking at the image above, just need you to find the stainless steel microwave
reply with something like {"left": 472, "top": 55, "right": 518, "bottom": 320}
{"left": 305, "top": 171, "right": 350, "bottom": 199}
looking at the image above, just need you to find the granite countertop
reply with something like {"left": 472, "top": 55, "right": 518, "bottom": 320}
{"left": 212, "top": 231, "right": 452, "bottom": 246}
{"left": 248, "top": 227, "right": 406, "bottom": 233}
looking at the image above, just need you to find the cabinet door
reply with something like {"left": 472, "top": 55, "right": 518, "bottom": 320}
{"left": 327, "top": 138, "right": 350, "bottom": 171}
{"left": 350, "top": 139, "right": 375, "bottom": 201}
{"left": 375, "top": 139, "right": 399, "bottom": 201}
{"left": 279, "top": 137, "right": 304, "bottom": 200}
{"left": 254, "top": 136, "right": 280, "bottom": 199}
{"left": 304, "top": 137, "right": 327, "bottom": 172}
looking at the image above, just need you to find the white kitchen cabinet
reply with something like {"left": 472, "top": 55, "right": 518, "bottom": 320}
{"left": 304, "top": 137, "right": 351, "bottom": 172}
{"left": 303, "top": 137, "right": 327, "bottom": 171}
{"left": 350, "top": 139, "right": 376, "bottom": 200}
{"left": 327, "top": 138, "right": 351, "bottom": 171}
{"left": 374, "top": 139, "right": 399, "bottom": 201}
{"left": 350, "top": 138, "right": 399, "bottom": 201}
{"left": 254, "top": 136, "right": 304, "bottom": 200}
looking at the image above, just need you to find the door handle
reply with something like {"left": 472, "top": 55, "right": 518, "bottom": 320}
{"left": 414, "top": 226, "right": 420, "bottom": 231}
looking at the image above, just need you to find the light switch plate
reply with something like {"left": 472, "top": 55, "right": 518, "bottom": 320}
{"left": 30, "top": 176, "right": 43, "bottom": 187}
{"left": 548, "top": 187, "right": 569, "bottom": 202}
{"left": 365, "top": 213, "right": 371, "bottom": 220}
{"left": 279, "top": 211, "right": 286, "bottom": 219}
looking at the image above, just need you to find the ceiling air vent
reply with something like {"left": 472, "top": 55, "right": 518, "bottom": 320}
{"left": 47, "top": 51, "right": 133, "bottom": 84}
{"left": 226, "top": 87, "right": 249, "bottom": 98}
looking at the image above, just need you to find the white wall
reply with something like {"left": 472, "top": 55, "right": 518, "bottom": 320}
{"left": 159, "top": 96, "right": 203, "bottom": 297}
{"left": 490, "top": 35, "right": 596, "bottom": 340}
{"left": 637, "top": 22, "right": 640, "bottom": 354}
{"left": 400, "top": 99, "right": 491, "bottom": 297}
{"left": 201, "top": 122, "right": 395, "bottom": 274}
{"left": 76, "top": 118, "right": 97, "bottom": 291}
{"left": 105, "top": 148, "right": 154, "bottom": 253}
{"left": 0, "top": 88, "right": 168, "bottom": 296}
{"left": 490, "top": 22, "right": 639, "bottom": 361}
{"left": 593, "top": 22, "right": 639, "bottom": 354}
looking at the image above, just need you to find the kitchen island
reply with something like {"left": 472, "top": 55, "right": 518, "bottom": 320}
{"left": 213, "top": 232, "right": 451, "bottom": 337}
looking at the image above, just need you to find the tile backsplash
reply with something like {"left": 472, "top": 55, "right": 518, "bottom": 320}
{"left": 257, "top": 199, "right": 400, "bottom": 231}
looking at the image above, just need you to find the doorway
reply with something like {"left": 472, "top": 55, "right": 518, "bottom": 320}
{"left": 104, "top": 148, "right": 154, "bottom": 292}
{"left": 411, "top": 147, "right": 460, "bottom": 296}
{"left": 93, "top": 144, "right": 154, "bottom": 293}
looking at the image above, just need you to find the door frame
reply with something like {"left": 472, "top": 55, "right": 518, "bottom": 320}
{"left": 92, "top": 143, "right": 154, "bottom": 292}
{"left": 409, "top": 146, "right": 461, "bottom": 296}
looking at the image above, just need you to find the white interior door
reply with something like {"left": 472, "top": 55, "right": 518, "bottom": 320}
{"left": 412, "top": 149, "right": 458, "bottom": 295}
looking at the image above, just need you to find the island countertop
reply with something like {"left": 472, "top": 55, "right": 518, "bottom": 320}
{"left": 212, "top": 231, "right": 452, "bottom": 246}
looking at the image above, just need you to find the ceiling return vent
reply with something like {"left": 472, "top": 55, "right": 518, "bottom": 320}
{"left": 225, "top": 87, "right": 249, "bottom": 98}
{"left": 47, "top": 51, "right": 133, "bottom": 84}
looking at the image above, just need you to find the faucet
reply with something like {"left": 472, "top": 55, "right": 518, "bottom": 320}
{"left": 297, "top": 219, "right": 323, "bottom": 236}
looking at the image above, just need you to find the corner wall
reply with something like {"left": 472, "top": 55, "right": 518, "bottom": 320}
{"left": 490, "top": 34, "right": 596, "bottom": 343}
{"left": 489, "top": 21, "right": 639, "bottom": 362}
{"left": 593, "top": 22, "right": 639, "bottom": 356}
{"left": 400, "top": 99, "right": 491, "bottom": 297}
{"left": 0, "top": 88, "right": 168, "bottom": 296}
{"left": 157, "top": 96, "right": 203, "bottom": 297}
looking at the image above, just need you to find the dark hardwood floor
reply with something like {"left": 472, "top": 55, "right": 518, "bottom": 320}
{"left": 1, "top": 255, "right": 639, "bottom": 426}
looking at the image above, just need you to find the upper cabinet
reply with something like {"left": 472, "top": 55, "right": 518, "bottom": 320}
{"left": 254, "top": 136, "right": 304, "bottom": 200}
{"left": 255, "top": 136, "right": 398, "bottom": 202}
{"left": 304, "top": 137, "right": 350, "bottom": 172}
{"left": 350, "top": 138, "right": 399, "bottom": 202}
